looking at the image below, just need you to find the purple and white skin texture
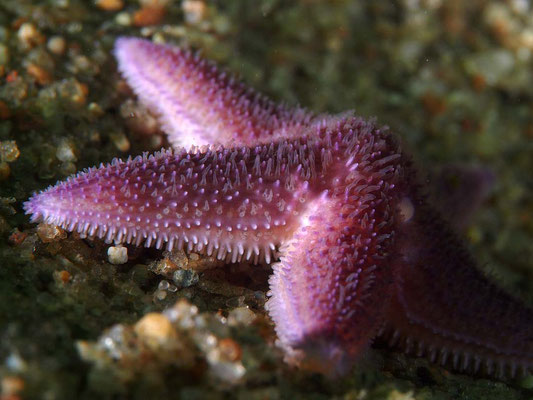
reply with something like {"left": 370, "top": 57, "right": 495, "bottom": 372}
{"left": 113, "top": 37, "right": 313, "bottom": 148}
{"left": 24, "top": 38, "right": 533, "bottom": 378}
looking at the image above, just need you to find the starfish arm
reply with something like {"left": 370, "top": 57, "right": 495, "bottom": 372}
{"left": 23, "top": 117, "right": 400, "bottom": 259}
{"left": 380, "top": 200, "right": 533, "bottom": 378}
{"left": 264, "top": 120, "right": 405, "bottom": 376}
{"left": 266, "top": 195, "right": 396, "bottom": 377}
{"left": 114, "top": 37, "right": 312, "bottom": 149}
{"left": 429, "top": 164, "right": 495, "bottom": 231}
{"left": 23, "top": 145, "right": 311, "bottom": 264}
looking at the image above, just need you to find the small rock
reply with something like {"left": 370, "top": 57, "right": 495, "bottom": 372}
{"left": 96, "top": 0, "right": 124, "bottom": 11}
{"left": 26, "top": 63, "right": 52, "bottom": 85}
{"left": 58, "top": 78, "right": 88, "bottom": 106}
{"left": 17, "top": 23, "right": 45, "bottom": 48}
{"left": 209, "top": 360, "right": 245, "bottom": 384}
{"left": 56, "top": 139, "right": 78, "bottom": 162}
{"left": 163, "top": 299, "right": 198, "bottom": 327}
{"left": 115, "top": 11, "right": 132, "bottom": 26}
{"left": 54, "top": 270, "right": 71, "bottom": 284}
{"left": 398, "top": 197, "right": 415, "bottom": 222}
{"left": 37, "top": 223, "right": 67, "bottom": 243}
{"left": 87, "top": 102, "right": 104, "bottom": 117}
{"left": 150, "top": 257, "right": 178, "bottom": 278}
{"left": 47, "top": 36, "right": 66, "bottom": 55}
{"left": 0, "top": 141, "right": 20, "bottom": 163}
{"left": 227, "top": 307, "right": 256, "bottom": 326}
{"left": 1, "top": 375, "right": 24, "bottom": 397}
{"left": 8, "top": 229, "right": 27, "bottom": 246}
{"left": 134, "top": 312, "right": 176, "bottom": 348}
{"left": 107, "top": 245, "right": 128, "bottom": 264}
{"left": 133, "top": 5, "right": 166, "bottom": 26}
{"left": 182, "top": 0, "right": 208, "bottom": 24}
{"left": 218, "top": 338, "right": 242, "bottom": 362}
{"left": 110, "top": 131, "right": 130, "bottom": 152}
{"left": 158, "top": 280, "right": 170, "bottom": 290}
{"left": 72, "top": 55, "right": 93, "bottom": 73}
{"left": 173, "top": 269, "right": 199, "bottom": 288}
{"left": 154, "top": 289, "right": 167, "bottom": 301}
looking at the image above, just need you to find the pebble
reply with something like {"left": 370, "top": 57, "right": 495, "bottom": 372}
{"left": 218, "top": 338, "right": 242, "bottom": 362}
{"left": 110, "top": 131, "right": 130, "bottom": 152}
{"left": 37, "top": 223, "right": 67, "bottom": 243}
{"left": 173, "top": 269, "right": 199, "bottom": 288}
{"left": 107, "top": 245, "right": 128, "bottom": 264}
{"left": 182, "top": 0, "right": 207, "bottom": 24}
{"left": 133, "top": 5, "right": 166, "bottom": 26}
{"left": 58, "top": 79, "right": 88, "bottom": 106}
{"left": 134, "top": 312, "right": 177, "bottom": 348}
{"left": 0, "top": 141, "right": 20, "bottom": 163}
{"left": 17, "top": 23, "right": 45, "bottom": 48}
{"left": 227, "top": 307, "right": 256, "bottom": 326}
{"left": 152, "top": 257, "right": 179, "bottom": 277}
{"left": 8, "top": 229, "right": 28, "bottom": 246}
{"left": 47, "top": 36, "right": 67, "bottom": 55}
{"left": 398, "top": 197, "right": 415, "bottom": 223}
{"left": 56, "top": 139, "right": 78, "bottom": 162}
{"left": 87, "top": 102, "right": 104, "bottom": 117}
{"left": 163, "top": 299, "right": 198, "bottom": 327}
{"left": 58, "top": 270, "right": 71, "bottom": 284}
{"left": 154, "top": 289, "right": 167, "bottom": 301}
{"left": 72, "top": 55, "right": 98, "bottom": 75}
{"left": 1, "top": 375, "right": 25, "bottom": 397}
{"left": 210, "top": 359, "right": 245, "bottom": 384}
{"left": 26, "top": 63, "right": 52, "bottom": 85}
{"left": 163, "top": 250, "right": 189, "bottom": 267}
{"left": 115, "top": 12, "right": 132, "bottom": 26}
{"left": 96, "top": 0, "right": 124, "bottom": 11}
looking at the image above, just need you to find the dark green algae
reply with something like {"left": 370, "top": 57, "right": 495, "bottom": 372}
{"left": 0, "top": 0, "right": 532, "bottom": 399}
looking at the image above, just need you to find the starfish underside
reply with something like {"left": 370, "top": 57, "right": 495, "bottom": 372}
{"left": 24, "top": 37, "right": 533, "bottom": 378}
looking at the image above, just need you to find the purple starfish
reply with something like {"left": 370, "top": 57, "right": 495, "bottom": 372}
{"left": 24, "top": 37, "right": 533, "bottom": 377}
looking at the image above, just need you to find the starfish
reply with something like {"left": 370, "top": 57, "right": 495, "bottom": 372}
{"left": 24, "top": 37, "right": 533, "bottom": 378}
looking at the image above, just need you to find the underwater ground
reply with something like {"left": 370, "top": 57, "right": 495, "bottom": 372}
{"left": 0, "top": 0, "right": 532, "bottom": 399}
